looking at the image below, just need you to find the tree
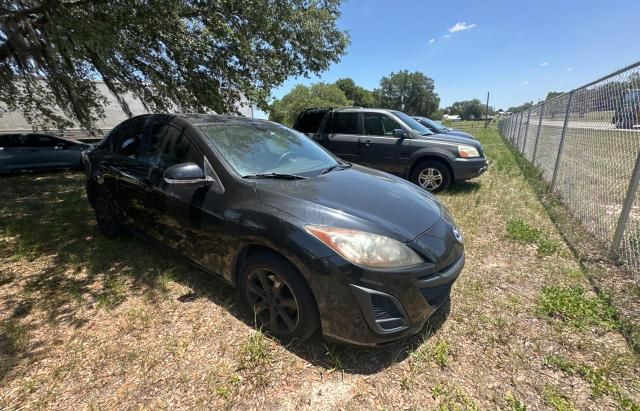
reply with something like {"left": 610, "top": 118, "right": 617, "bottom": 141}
{"left": 334, "top": 78, "right": 374, "bottom": 107}
{"left": 0, "top": 0, "right": 348, "bottom": 132}
{"left": 373, "top": 71, "right": 440, "bottom": 116}
{"left": 507, "top": 101, "right": 535, "bottom": 113}
{"left": 546, "top": 91, "right": 564, "bottom": 100}
{"left": 446, "top": 99, "right": 485, "bottom": 120}
{"left": 269, "top": 83, "right": 349, "bottom": 126}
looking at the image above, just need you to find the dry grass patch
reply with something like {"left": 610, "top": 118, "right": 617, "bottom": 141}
{"left": 1, "top": 127, "right": 639, "bottom": 409}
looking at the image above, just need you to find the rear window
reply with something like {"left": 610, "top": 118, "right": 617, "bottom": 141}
{"left": 294, "top": 110, "right": 327, "bottom": 133}
{"left": 331, "top": 112, "right": 359, "bottom": 134}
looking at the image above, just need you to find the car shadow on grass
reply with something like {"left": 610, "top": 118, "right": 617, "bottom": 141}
{"left": 0, "top": 172, "right": 447, "bottom": 379}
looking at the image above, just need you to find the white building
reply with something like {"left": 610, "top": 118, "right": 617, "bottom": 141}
{"left": 443, "top": 114, "right": 461, "bottom": 121}
{"left": 0, "top": 81, "right": 253, "bottom": 136}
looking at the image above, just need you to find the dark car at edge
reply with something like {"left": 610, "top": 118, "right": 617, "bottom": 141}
{"left": 293, "top": 107, "right": 487, "bottom": 192}
{"left": 84, "top": 114, "right": 465, "bottom": 346}
{"left": 412, "top": 116, "right": 477, "bottom": 140}
{"left": 0, "top": 133, "right": 90, "bottom": 174}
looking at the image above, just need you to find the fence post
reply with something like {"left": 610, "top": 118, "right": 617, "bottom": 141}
{"left": 522, "top": 108, "right": 532, "bottom": 155}
{"left": 515, "top": 113, "right": 523, "bottom": 148}
{"left": 532, "top": 102, "right": 545, "bottom": 164}
{"left": 550, "top": 91, "right": 574, "bottom": 191}
{"left": 610, "top": 150, "right": 640, "bottom": 258}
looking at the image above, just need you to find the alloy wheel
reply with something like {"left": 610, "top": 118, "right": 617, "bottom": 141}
{"left": 246, "top": 268, "right": 300, "bottom": 334}
{"left": 418, "top": 168, "right": 443, "bottom": 191}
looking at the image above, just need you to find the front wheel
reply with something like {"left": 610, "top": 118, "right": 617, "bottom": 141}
{"left": 411, "top": 160, "right": 451, "bottom": 192}
{"left": 239, "top": 251, "right": 319, "bottom": 342}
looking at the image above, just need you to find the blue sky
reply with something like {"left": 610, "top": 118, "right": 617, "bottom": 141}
{"left": 257, "top": 0, "right": 640, "bottom": 117}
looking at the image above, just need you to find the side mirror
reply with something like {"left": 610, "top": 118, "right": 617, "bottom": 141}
{"left": 163, "top": 162, "right": 208, "bottom": 184}
{"left": 393, "top": 129, "right": 408, "bottom": 139}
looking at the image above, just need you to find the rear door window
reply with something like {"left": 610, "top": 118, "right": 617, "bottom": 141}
{"left": 331, "top": 112, "right": 359, "bottom": 134}
{"left": 114, "top": 118, "right": 146, "bottom": 159}
{"left": 363, "top": 113, "right": 402, "bottom": 136}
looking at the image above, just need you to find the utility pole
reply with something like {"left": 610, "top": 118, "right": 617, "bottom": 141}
{"left": 484, "top": 92, "right": 490, "bottom": 128}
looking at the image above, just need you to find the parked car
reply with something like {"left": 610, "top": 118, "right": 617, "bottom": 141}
{"left": 412, "top": 116, "right": 476, "bottom": 140}
{"left": 293, "top": 107, "right": 487, "bottom": 192}
{"left": 0, "top": 133, "right": 89, "bottom": 174}
{"left": 613, "top": 89, "right": 640, "bottom": 129}
{"left": 84, "top": 114, "right": 465, "bottom": 346}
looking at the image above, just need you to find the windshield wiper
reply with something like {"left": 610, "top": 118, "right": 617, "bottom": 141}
{"left": 320, "top": 162, "right": 352, "bottom": 175}
{"left": 242, "top": 173, "right": 307, "bottom": 180}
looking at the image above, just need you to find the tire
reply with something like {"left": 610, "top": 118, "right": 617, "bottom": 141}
{"left": 239, "top": 251, "right": 319, "bottom": 342}
{"left": 91, "top": 190, "right": 123, "bottom": 238}
{"left": 410, "top": 160, "right": 451, "bottom": 193}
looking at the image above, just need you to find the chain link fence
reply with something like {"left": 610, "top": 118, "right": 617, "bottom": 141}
{"left": 499, "top": 62, "right": 640, "bottom": 283}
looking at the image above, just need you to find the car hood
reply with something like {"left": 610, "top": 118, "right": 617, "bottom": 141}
{"left": 253, "top": 165, "right": 442, "bottom": 242}
{"left": 418, "top": 133, "right": 484, "bottom": 152}
{"left": 447, "top": 130, "right": 475, "bottom": 140}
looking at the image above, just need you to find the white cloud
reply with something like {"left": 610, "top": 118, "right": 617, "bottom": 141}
{"left": 429, "top": 38, "right": 435, "bottom": 44}
{"left": 448, "top": 22, "right": 477, "bottom": 33}
{"left": 442, "top": 34, "right": 451, "bottom": 39}
{"left": 566, "top": 67, "right": 573, "bottom": 71}
{"left": 518, "top": 80, "right": 529, "bottom": 86}
{"left": 539, "top": 62, "right": 549, "bottom": 67}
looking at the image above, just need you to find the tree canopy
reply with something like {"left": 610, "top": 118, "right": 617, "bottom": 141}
{"left": 507, "top": 101, "right": 535, "bottom": 113}
{"left": 373, "top": 70, "right": 439, "bottom": 116}
{"left": 446, "top": 99, "right": 486, "bottom": 120}
{"left": 335, "top": 78, "right": 374, "bottom": 107}
{"left": 546, "top": 91, "right": 564, "bottom": 100}
{"left": 269, "top": 83, "right": 349, "bottom": 126}
{"left": 0, "top": 0, "right": 348, "bottom": 132}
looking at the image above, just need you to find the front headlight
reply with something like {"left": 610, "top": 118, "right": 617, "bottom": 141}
{"left": 458, "top": 145, "right": 480, "bottom": 158}
{"left": 305, "top": 226, "right": 423, "bottom": 269}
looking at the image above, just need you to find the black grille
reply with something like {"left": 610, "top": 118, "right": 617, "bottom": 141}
{"left": 370, "top": 294, "right": 406, "bottom": 331}
{"left": 371, "top": 294, "right": 402, "bottom": 320}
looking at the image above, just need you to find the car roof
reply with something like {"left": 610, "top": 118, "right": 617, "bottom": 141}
{"left": 300, "top": 107, "right": 400, "bottom": 115}
{"left": 167, "top": 113, "right": 272, "bottom": 127}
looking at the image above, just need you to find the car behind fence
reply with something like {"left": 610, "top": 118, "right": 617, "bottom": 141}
{"left": 498, "top": 61, "right": 640, "bottom": 283}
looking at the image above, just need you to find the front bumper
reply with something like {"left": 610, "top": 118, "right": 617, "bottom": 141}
{"left": 309, "top": 218, "right": 465, "bottom": 346}
{"left": 452, "top": 157, "right": 488, "bottom": 181}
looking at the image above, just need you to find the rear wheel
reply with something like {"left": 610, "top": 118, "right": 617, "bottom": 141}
{"left": 411, "top": 160, "right": 451, "bottom": 192}
{"left": 239, "top": 251, "right": 319, "bottom": 342}
{"left": 91, "top": 191, "right": 123, "bottom": 238}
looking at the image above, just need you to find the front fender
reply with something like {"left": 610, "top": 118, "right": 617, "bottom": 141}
{"left": 405, "top": 147, "right": 456, "bottom": 178}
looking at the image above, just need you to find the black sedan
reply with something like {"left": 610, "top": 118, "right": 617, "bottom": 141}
{"left": 84, "top": 114, "right": 465, "bottom": 346}
{"left": 0, "top": 133, "right": 89, "bottom": 174}
{"left": 413, "top": 116, "right": 476, "bottom": 140}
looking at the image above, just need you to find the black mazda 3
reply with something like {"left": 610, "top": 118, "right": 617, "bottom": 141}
{"left": 84, "top": 114, "right": 465, "bottom": 346}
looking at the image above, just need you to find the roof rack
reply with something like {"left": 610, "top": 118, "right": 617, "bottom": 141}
{"left": 336, "top": 106, "right": 364, "bottom": 110}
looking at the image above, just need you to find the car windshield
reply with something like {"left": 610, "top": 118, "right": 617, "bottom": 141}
{"left": 392, "top": 112, "right": 434, "bottom": 136}
{"left": 417, "top": 117, "right": 448, "bottom": 133}
{"left": 198, "top": 121, "right": 339, "bottom": 177}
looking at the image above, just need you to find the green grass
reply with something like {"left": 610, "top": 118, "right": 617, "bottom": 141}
{"left": 505, "top": 391, "right": 527, "bottom": 411}
{"left": 506, "top": 219, "right": 542, "bottom": 243}
{"left": 431, "top": 383, "right": 479, "bottom": 411}
{"left": 544, "top": 355, "right": 639, "bottom": 409}
{"left": 537, "top": 286, "right": 619, "bottom": 330}
{"left": 431, "top": 340, "right": 451, "bottom": 368}
{"left": 506, "top": 219, "right": 560, "bottom": 257}
{"left": 239, "top": 331, "right": 271, "bottom": 369}
{"left": 543, "top": 386, "right": 575, "bottom": 411}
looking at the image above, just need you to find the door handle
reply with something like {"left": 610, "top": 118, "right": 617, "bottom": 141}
{"left": 364, "top": 140, "right": 372, "bottom": 147}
